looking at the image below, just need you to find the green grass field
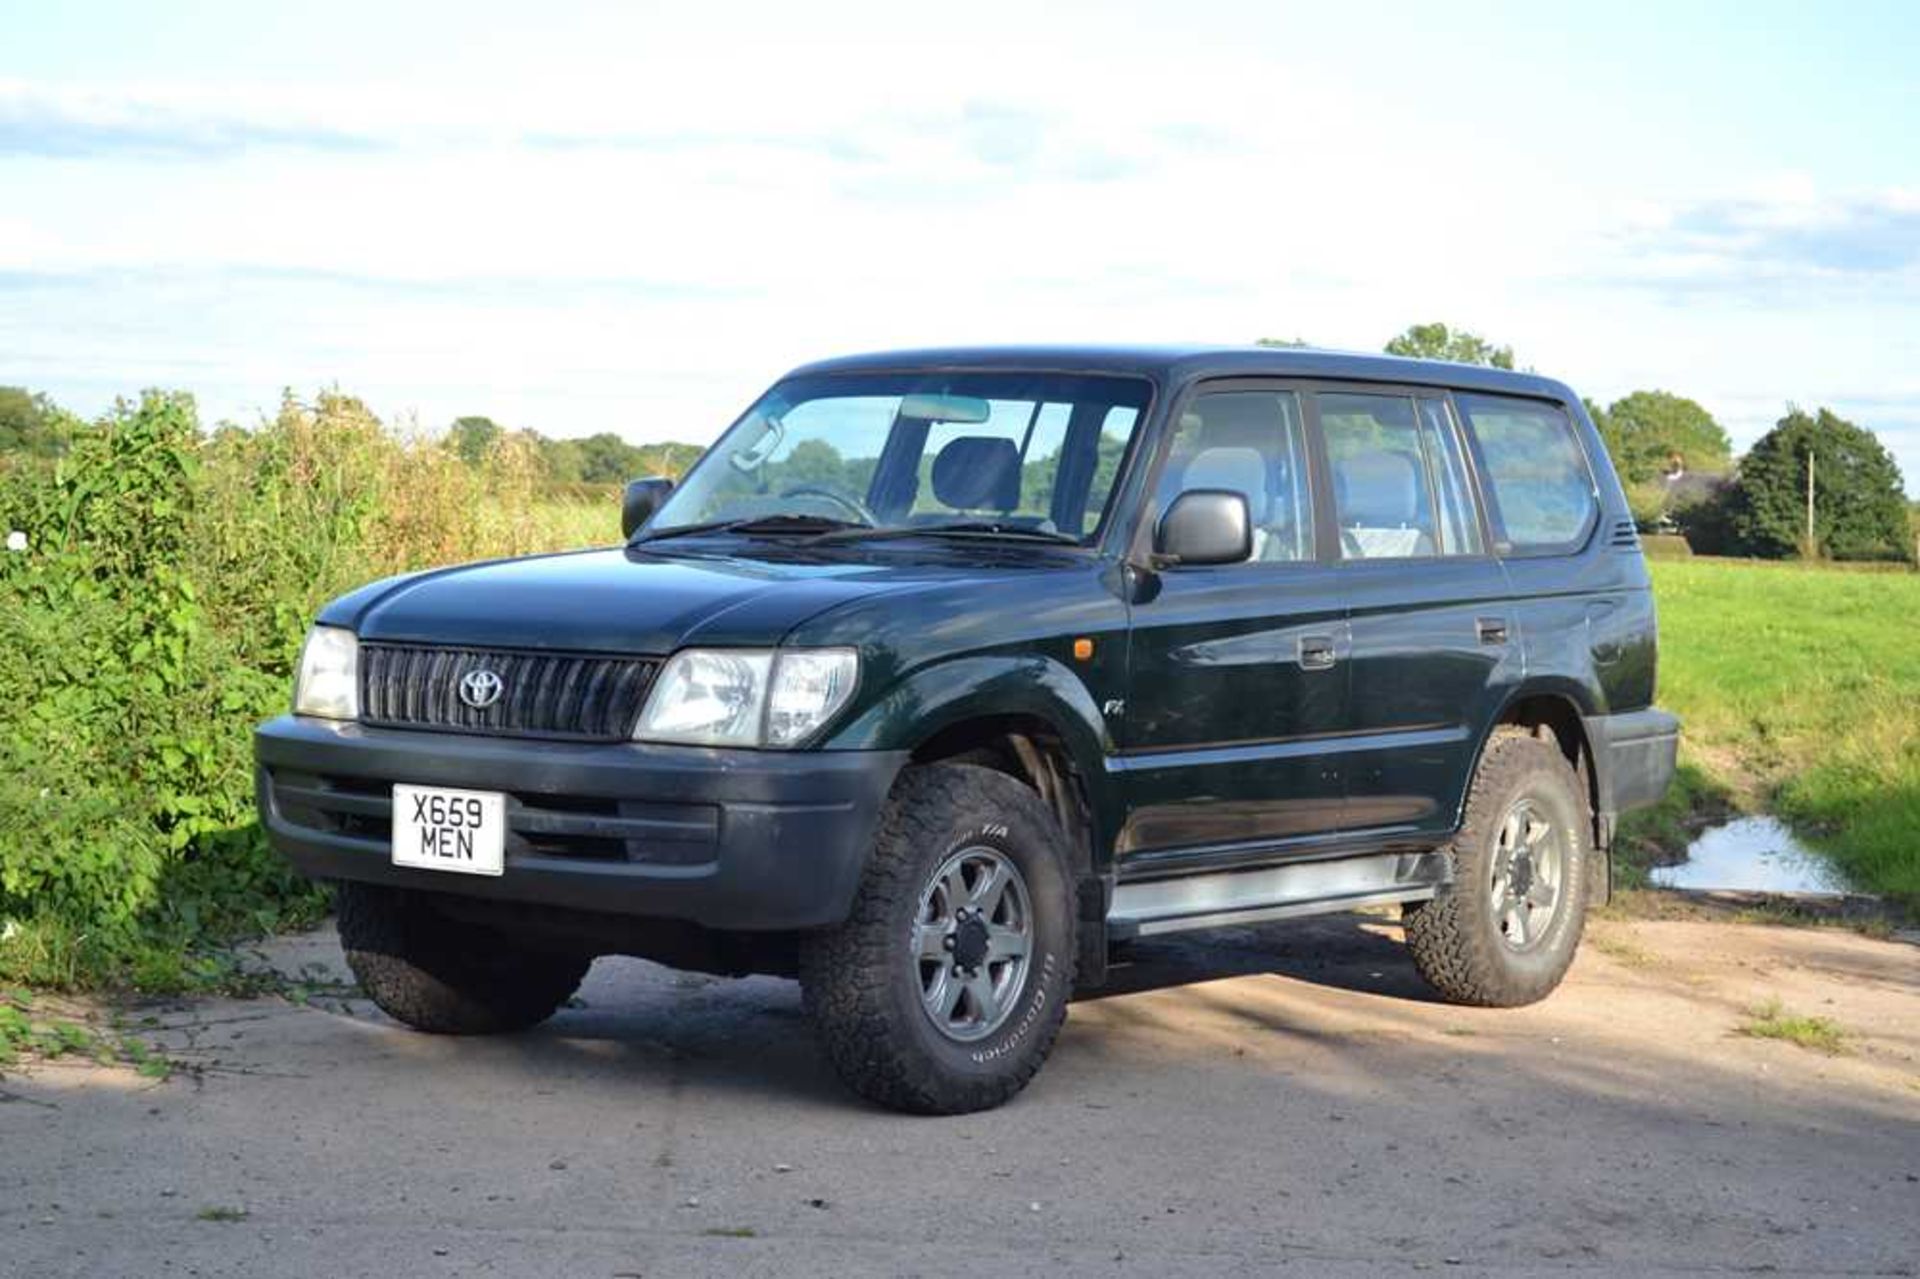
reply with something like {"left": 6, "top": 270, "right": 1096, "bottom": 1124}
{"left": 1630, "top": 559, "right": 1920, "bottom": 911}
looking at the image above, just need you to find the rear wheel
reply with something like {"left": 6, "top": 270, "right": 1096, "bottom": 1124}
{"left": 1403, "top": 730, "right": 1590, "bottom": 1007}
{"left": 799, "top": 764, "right": 1077, "bottom": 1115}
{"left": 337, "top": 882, "right": 590, "bottom": 1034}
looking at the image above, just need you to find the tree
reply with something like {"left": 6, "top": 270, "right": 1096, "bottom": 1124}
{"left": 538, "top": 433, "right": 701, "bottom": 484}
{"left": 1733, "top": 407, "right": 1910, "bottom": 561}
{"left": 1384, "top": 322, "right": 1515, "bottom": 370}
{"left": 0, "top": 386, "right": 75, "bottom": 457}
{"left": 569, "top": 432, "right": 644, "bottom": 484}
{"left": 1597, "top": 390, "right": 1731, "bottom": 485}
{"left": 447, "top": 415, "right": 503, "bottom": 465}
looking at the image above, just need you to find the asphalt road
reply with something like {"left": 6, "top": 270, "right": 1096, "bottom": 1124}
{"left": 5, "top": 911, "right": 1917, "bottom": 1277}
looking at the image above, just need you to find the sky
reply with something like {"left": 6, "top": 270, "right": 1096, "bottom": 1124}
{"left": 2, "top": 1, "right": 1917, "bottom": 491}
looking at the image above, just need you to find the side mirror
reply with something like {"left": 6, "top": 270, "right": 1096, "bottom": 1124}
{"left": 622, "top": 477, "right": 675, "bottom": 539}
{"left": 1154, "top": 489, "right": 1251, "bottom": 566}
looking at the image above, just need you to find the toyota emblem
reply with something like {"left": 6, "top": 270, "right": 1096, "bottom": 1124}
{"left": 458, "top": 668, "right": 505, "bottom": 710}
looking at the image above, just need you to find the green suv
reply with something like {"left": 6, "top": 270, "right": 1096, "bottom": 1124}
{"left": 256, "top": 345, "right": 1678, "bottom": 1113}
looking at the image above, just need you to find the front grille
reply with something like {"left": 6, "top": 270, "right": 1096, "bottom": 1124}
{"left": 361, "top": 644, "right": 658, "bottom": 740}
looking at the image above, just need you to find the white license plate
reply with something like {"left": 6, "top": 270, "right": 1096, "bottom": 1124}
{"left": 392, "top": 784, "right": 506, "bottom": 877}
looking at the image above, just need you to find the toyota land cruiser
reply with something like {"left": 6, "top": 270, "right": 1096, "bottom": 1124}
{"left": 255, "top": 346, "right": 1678, "bottom": 1113}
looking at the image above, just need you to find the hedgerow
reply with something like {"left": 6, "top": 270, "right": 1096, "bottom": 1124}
{"left": 0, "top": 390, "right": 608, "bottom": 989}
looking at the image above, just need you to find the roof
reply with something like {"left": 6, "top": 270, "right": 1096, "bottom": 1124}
{"left": 786, "top": 344, "right": 1575, "bottom": 402}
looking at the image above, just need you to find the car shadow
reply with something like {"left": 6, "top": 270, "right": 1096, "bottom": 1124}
{"left": 479, "top": 914, "right": 1438, "bottom": 1112}
{"left": 489, "top": 967, "right": 868, "bottom": 1107}
{"left": 297, "top": 908, "right": 1446, "bottom": 1108}
{"left": 1076, "top": 910, "right": 1445, "bottom": 1005}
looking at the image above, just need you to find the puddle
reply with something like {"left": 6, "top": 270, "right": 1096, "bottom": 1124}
{"left": 1650, "top": 816, "right": 1854, "bottom": 895}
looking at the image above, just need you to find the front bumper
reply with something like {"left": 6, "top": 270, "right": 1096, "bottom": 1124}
{"left": 254, "top": 715, "right": 906, "bottom": 930}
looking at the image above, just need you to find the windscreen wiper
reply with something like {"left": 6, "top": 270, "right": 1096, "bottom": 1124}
{"left": 634, "top": 513, "right": 869, "bottom": 544}
{"left": 807, "top": 521, "right": 1081, "bottom": 546}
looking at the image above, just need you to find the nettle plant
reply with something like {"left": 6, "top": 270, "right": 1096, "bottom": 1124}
{"left": 0, "top": 388, "right": 602, "bottom": 987}
{"left": 0, "top": 393, "right": 323, "bottom": 986}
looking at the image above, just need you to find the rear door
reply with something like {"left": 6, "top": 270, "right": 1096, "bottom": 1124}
{"left": 1452, "top": 390, "right": 1622, "bottom": 708}
{"left": 1116, "top": 381, "right": 1350, "bottom": 867}
{"left": 1315, "top": 388, "right": 1518, "bottom": 837}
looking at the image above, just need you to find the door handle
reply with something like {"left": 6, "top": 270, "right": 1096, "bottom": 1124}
{"left": 1476, "top": 616, "right": 1510, "bottom": 646}
{"left": 1298, "top": 635, "right": 1338, "bottom": 671}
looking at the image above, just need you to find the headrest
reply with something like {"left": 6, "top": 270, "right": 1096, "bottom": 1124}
{"left": 1188, "top": 393, "right": 1285, "bottom": 450}
{"left": 931, "top": 436, "right": 1020, "bottom": 511}
{"left": 1181, "top": 446, "right": 1270, "bottom": 514}
{"left": 1336, "top": 451, "right": 1420, "bottom": 526}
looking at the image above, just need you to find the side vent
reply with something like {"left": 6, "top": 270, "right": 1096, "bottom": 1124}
{"left": 1609, "top": 519, "right": 1639, "bottom": 550}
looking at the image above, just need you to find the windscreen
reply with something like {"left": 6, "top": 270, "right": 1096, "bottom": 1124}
{"left": 650, "top": 371, "right": 1154, "bottom": 542}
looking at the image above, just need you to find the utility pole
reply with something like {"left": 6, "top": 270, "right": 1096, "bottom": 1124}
{"left": 1805, "top": 448, "right": 1816, "bottom": 560}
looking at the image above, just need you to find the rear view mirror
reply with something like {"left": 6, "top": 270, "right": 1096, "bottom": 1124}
{"left": 622, "top": 477, "right": 675, "bottom": 539}
{"left": 898, "top": 393, "right": 992, "bottom": 424}
{"left": 1154, "top": 489, "right": 1251, "bottom": 566}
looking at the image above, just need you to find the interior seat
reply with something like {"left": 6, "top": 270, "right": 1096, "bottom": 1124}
{"left": 1161, "top": 395, "right": 1308, "bottom": 561}
{"left": 930, "top": 436, "right": 1020, "bottom": 513}
{"left": 1179, "top": 446, "right": 1273, "bottom": 560}
{"left": 1334, "top": 450, "right": 1433, "bottom": 558}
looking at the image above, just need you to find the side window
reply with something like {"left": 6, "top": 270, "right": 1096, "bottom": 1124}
{"left": 1154, "top": 390, "right": 1313, "bottom": 562}
{"left": 1320, "top": 392, "right": 1480, "bottom": 560}
{"left": 1455, "top": 394, "right": 1597, "bottom": 553}
{"left": 1328, "top": 387, "right": 1459, "bottom": 556}
{"left": 1418, "top": 398, "right": 1485, "bottom": 555}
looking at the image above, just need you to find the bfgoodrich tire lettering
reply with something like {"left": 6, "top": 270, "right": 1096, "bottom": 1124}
{"left": 799, "top": 763, "right": 1077, "bottom": 1115}
{"left": 1402, "top": 730, "right": 1590, "bottom": 1007}
{"left": 337, "top": 882, "right": 590, "bottom": 1034}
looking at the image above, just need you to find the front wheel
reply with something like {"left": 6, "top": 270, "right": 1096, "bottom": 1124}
{"left": 1402, "top": 730, "right": 1590, "bottom": 1007}
{"left": 799, "top": 764, "right": 1077, "bottom": 1115}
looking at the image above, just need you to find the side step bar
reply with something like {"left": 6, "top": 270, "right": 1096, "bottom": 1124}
{"left": 1108, "top": 850, "right": 1449, "bottom": 939}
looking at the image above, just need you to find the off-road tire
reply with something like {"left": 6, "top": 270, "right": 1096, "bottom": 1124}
{"left": 1402, "top": 730, "right": 1590, "bottom": 1007}
{"left": 799, "top": 764, "right": 1078, "bottom": 1115}
{"left": 336, "top": 882, "right": 591, "bottom": 1034}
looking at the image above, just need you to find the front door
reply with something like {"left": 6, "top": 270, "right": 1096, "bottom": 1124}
{"left": 1316, "top": 389, "right": 1518, "bottom": 836}
{"left": 1116, "top": 383, "right": 1349, "bottom": 868}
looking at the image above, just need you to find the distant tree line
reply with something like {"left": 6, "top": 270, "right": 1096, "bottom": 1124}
{"left": 5, "top": 337, "right": 1914, "bottom": 561}
{"left": 445, "top": 415, "right": 703, "bottom": 484}
{"left": 1, "top": 394, "right": 705, "bottom": 486}
{"left": 0, "top": 387, "right": 82, "bottom": 458}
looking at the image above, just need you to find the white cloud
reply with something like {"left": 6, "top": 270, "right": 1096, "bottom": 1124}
{"left": 1, "top": 22, "right": 1917, "bottom": 494}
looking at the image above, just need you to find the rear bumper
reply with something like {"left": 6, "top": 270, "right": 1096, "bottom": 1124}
{"left": 254, "top": 715, "right": 906, "bottom": 930}
{"left": 1586, "top": 707, "right": 1680, "bottom": 824}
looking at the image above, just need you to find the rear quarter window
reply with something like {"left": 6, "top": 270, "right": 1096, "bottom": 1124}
{"left": 1455, "top": 393, "right": 1597, "bottom": 554}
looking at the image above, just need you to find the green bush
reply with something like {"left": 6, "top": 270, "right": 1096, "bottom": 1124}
{"left": 0, "top": 390, "right": 612, "bottom": 989}
{"left": 1733, "top": 407, "right": 1911, "bottom": 562}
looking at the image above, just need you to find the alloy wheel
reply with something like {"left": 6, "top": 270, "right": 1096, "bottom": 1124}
{"left": 1488, "top": 797, "right": 1567, "bottom": 951}
{"left": 913, "top": 846, "right": 1034, "bottom": 1042}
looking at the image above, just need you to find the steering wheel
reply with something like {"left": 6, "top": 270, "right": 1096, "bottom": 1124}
{"left": 778, "top": 486, "right": 877, "bottom": 525}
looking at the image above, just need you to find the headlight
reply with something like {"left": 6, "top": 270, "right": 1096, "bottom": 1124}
{"left": 293, "top": 625, "right": 360, "bottom": 720}
{"left": 635, "top": 648, "right": 857, "bottom": 748}
{"left": 635, "top": 649, "right": 773, "bottom": 747}
{"left": 765, "top": 649, "right": 861, "bottom": 746}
